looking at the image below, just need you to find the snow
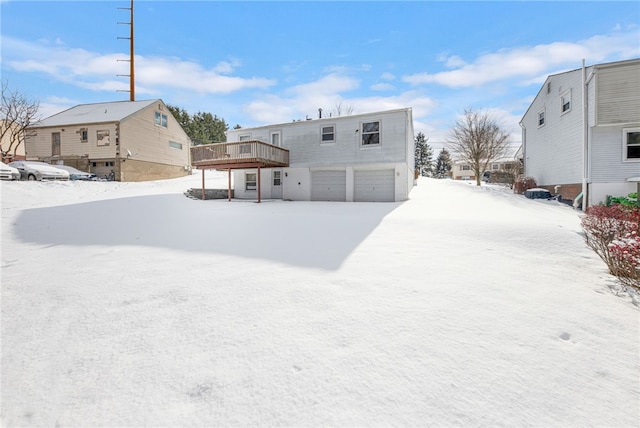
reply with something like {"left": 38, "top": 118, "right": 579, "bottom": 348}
{"left": 1, "top": 171, "right": 638, "bottom": 427}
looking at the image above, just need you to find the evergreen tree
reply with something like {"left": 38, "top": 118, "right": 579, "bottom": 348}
{"left": 414, "top": 132, "right": 434, "bottom": 177}
{"left": 435, "top": 148, "right": 453, "bottom": 178}
{"left": 166, "top": 105, "right": 229, "bottom": 145}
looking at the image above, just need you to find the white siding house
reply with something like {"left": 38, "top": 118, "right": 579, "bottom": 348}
{"left": 25, "top": 99, "right": 191, "bottom": 181}
{"left": 520, "top": 58, "right": 640, "bottom": 207}
{"left": 225, "top": 108, "right": 415, "bottom": 202}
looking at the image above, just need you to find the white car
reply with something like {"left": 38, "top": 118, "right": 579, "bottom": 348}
{"left": 0, "top": 163, "right": 21, "bottom": 180}
{"left": 8, "top": 161, "right": 70, "bottom": 181}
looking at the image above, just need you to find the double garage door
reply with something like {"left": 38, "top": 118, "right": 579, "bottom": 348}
{"left": 311, "top": 169, "right": 395, "bottom": 202}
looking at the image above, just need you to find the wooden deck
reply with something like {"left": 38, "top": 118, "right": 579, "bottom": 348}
{"left": 191, "top": 140, "right": 289, "bottom": 170}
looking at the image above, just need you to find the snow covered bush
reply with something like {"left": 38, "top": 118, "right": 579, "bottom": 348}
{"left": 514, "top": 176, "right": 536, "bottom": 194}
{"left": 582, "top": 205, "right": 640, "bottom": 291}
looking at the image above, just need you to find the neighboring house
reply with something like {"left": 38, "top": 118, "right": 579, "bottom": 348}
{"left": 452, "top": 157, "right": 521, "bottom": 181}
{"left": 192, "top": 108, "right": 415, "bottom": 202}
{"left": 25, "top": 99, "right": 191, "bottom": 181}
{"left": 520, "top": 58, "right": 640, "bottom": 207}
{"left": 1, "top": 119, "right": 26, "bottom": 162}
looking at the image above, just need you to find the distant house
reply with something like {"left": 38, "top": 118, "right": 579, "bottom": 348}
{"left": 192, "top": 108, "right": 415, "bottom": 202}
{"left": 1, "top": 119, "right": 26, "bottom": 163}
{"left": 452, "top": 157, "right": 521, "bottom": 181}
{"left": 25, "top": 99, "right": 191, "bottom": 181}
{"left": 520, "top": 58, "right": 640, "bottom": 207}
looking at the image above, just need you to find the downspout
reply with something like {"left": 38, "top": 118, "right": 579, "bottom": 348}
{"left": 579, "top": 60, "right": 597, "bottom": 210}
{"left": 519, "top": 121, "right": 526, "bottom": 177}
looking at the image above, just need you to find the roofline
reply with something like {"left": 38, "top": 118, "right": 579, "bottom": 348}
{"left": 227, "top": 107, "right": 413, "bottom": 133}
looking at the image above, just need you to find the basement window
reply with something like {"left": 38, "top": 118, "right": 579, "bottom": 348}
{"left": 623, "top": 127, "right": 640, "bottom": 161}
{"left": 245, "top": 172, "right": 257, "bottom": 191}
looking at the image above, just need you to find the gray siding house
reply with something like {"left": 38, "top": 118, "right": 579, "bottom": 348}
{"left": 520, "top": 58, "right": 640, "bottom": 207}
{"left": 221, "top": 108, "right": 415, "bottom": 202}
{"left": 26, "top": 99, "right": 191, "bottom": 181}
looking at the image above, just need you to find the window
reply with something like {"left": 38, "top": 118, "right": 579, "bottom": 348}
{"left": 80, "top": 128, "right": 88, "bottom": 143}
{"left": 239, "top": 135, "right": 251, "bottom": 142}
{"left": 97, "top": 130, "right": 110, "bottom": 146}
{"left": 273, "top": 170, "right": 281, "bottom": 186}
{"left": 361, "top": 121, "right": 380, "bottom": 145}
{"left": 245, "top": 172, "right": 257, "bottom": 190}
{"left": 52, "top": 132, "right": 61, "bottom": 156}
{"left": 321, "top": 125, "right": 335, "bottom": 143}
{"left": 546, "top": 82, "right": 551, "bottom": 94}
{"left": 169, "top": 141, "right": 183, "bottom": 150}
{"left": 491, "top": 164, "right": 499, "bottom": 170}
{"left": 462, "top": 165, "right": 471, "bottom": 171}
{"left": 270, "top": 131, "right": 281, "bottom": 147}
{"left": 624, "top": 128, "right": 640, "bottom": 160}
{"left": 239, "top": 144, "right": 252, "bottom": 154}
{"left": 561, "top": 90, "right": 571, "bottom": 114}
{"left": 538, "top": 110, "right": 545, "bottom": 127}
{"left": 155, "top": 112, "right": 168, "bottom": 128}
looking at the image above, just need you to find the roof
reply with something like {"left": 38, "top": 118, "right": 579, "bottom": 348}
{"left": 31, "top": 99, "right": 160, "bottom": 128}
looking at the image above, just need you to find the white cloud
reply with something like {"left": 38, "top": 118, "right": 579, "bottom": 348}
{"left": 404, "top": 29, "right": 640, "bottom": 88}
{"left": 370, "top": 83, "right": 395, "bottom": 91}
{"left": 3, "top": 36, "right": 276, "bottom": 95}
{"left": 380, "top": 72, "right": 395, "bottom": 81}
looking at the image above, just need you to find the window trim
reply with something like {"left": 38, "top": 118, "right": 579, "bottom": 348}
{"left": 96, "top": 129, "right": 110, "bottom": 146}
{"left": 245, "top": 172, "right": 257, "bottom": 191}
{"left": 155, "top": 111, "right": 168, "bottom": 128}
{"left": 273, "top": 170, "right": 281, "bottom": 186}
{"left": 79, "top": 128, "right": 88, "bottom": 143}
{"left": 537, "top": 108, "right": 546, "bottom": 127}
{"left": 321, "top": 124, "right": 336, "bottom": 144}
{"left": 560, "top": 89, "right": 571, "bottom": 115}
{"left": 361, "top": 120, "right": 381, "bottom": 146}
{"left": 623, "top": 127, "right": 640, "bottom": 162}
{"left": 270, "top": 130, "right": 281, "bottom": 147}
{"left": 169, "top": 141, "right": 183, "bottom": 150}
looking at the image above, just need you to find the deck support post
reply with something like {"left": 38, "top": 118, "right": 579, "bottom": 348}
{"left": 257, "top": 166, "right": 261, "bottom": 203}
{"left": 201, "top": 168, "right": 205, "bottom": 200}
{"left": 228, "top": 168, "right": 231, "bottom": 201}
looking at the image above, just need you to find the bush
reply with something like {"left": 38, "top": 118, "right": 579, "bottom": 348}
{"left": 582, "top": 205, "right": 640, "bottom": 291}
{"left": 606, "top": 192, "right": 639, "bottom": 208}
{"left": 513, "top": 176, "right": 537, "bottom": 194}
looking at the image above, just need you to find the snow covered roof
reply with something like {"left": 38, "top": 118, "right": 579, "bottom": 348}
{"left": 31, "top": 99, "right": 160, "bottom": 128}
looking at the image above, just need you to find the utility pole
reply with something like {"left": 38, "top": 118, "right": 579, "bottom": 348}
{"left": 117, "top": 0, "right": 135, "bottom": 101}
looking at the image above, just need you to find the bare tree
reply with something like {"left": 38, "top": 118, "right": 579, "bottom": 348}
{"left": 447, "top": 109, "right": 510, "bottom": 186}
{"left": 331, "top": 101, "right": 354, "bottom": 117}
{"left": 1, "top": 81, "right": 40, "bottom": 162}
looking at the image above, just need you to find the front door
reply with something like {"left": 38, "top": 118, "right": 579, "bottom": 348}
{"left": 272, "top": 169, "right": 283, "bottom": 199}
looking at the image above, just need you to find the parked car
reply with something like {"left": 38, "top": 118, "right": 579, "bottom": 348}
{"left": 0, "top": 163, "right": 21, "bottom": 180}
{"left": 8, "top": 161, "right": 70, "bottom": 181}
{"left": 52, "top": 165, "right": 97, "bottom": 181}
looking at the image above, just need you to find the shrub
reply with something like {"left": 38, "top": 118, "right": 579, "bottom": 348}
{"left": 582, "top": 205, "right": 640, "bottom": 291}
{"left": 606, "top": 192, "right": 639, "bottom": 208}
{"left": 514, "top": 176, "right": 537, "bottom": 194}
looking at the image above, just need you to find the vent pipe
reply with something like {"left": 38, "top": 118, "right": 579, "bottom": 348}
{"left": 318, "top": 108, "right": 323, "bottom": 119}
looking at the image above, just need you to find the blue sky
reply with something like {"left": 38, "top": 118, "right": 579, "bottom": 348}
{"left": 2, "top": 1, "right": 639, "bottom": 151}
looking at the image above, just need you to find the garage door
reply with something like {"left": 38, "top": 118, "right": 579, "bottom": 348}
{"left": 354, "top": 169, "right": 395, "bottom": 202}
{"left": 311, "top": 170, "right": 346, "bottom": 201}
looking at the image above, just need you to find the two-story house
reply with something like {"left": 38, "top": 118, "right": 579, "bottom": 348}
{"left": 25, "top": 99, "right": 191, "bottom": 181}
{"left": 520, "top": 58, "right": 640, "bottom": 207}
{"left": 192, "top": 108, "right": 415, "bottom": 202}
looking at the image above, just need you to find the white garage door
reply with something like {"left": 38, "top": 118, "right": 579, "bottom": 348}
{"left": 311, "top": 170, "right": 346, "bottom": 201}
{"left": 354, "top": 169, "right": 395, "bottom": 202}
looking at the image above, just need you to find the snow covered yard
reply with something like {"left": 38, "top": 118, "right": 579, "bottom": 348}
{"left": 1, "top": 172, "right": 638, "bottom": 427}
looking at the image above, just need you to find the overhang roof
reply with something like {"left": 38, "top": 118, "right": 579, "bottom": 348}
{"left": 31, "top": 99, "right": 160, "bottom": 128}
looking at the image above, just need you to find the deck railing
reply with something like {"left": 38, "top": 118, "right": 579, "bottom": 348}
{"left": 191, "top": 140, "right": 289, "bottom": 168}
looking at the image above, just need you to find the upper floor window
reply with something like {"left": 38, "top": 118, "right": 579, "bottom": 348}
{"left": 623, "top": 127, "right": 640, "bottom": 161}
{"left": 321, "top": 125, "right": 335, "bottom": 143}
{"left": 491, "top": 164, "right": 499, "bottom": 170}
{"left": 155, "top": 112, "right": 168, "bottom": 128}
{"left": 239, "top": 135, "right": 251, "bottom": 142}
{"left": 97, "top": 130, "right": 110, "bottom": 146}
{"left": 538, "top": 110, "right": 545, "bottom": 127}
{"left": 561, "top": 90, "right": 571, "bottom": 114}
{"left": 80, "top": 128, "right": 88, "bottom": 143}
{"left": 270, "top": 131, "right": 281, "bottom": 147}
{"left": 239, "top": 144, "right": 252, "bottom": 154}
{"left": 361, "top": 121, "right": 380, "bottom": 146}
{"left": 462, "top": 165, "right": 471, "bottom": 171}
{"left": 169, "top": 141, "right": 183, "bottom": 150}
